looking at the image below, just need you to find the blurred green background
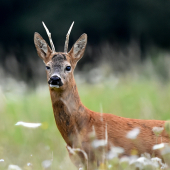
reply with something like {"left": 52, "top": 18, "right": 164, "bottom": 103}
{"left": 1, "top": 0, "right": 170, "bottom": 83}
{"left": 1, "top": 0, "right": 170, "bottom": 169}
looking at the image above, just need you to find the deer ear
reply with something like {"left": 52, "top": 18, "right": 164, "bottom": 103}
{"left": 69, "top": 33, "right": 87, "bottom": 62}
{"left": 34, "top": 32, "right": 52, "bottom": 61}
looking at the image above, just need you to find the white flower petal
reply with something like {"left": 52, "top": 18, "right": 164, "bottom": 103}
{"left": 153, "top": 143, "right": 165, "bottom": 150}
{"left": 92, "top": 139, "right": 107, "bottom": 148}
{"left": 15, "top": 121, "right": 41, "bottom": 128}
{"left": 8, "top": 165, "right": 22, "bottom": 170}
{"left": 126, "top": 128, "right": 140, "bottom": 139}
{"left": 42, "top": 160, "right": 52, "bottom": 169}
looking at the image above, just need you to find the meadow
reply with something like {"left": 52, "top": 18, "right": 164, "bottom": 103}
{"left": 1, "top": 56, "right": 170, "bottom": 170}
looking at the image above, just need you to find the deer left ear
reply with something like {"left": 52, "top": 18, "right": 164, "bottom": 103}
{"left": 69, "top": 33, "right": 87, "bottom": 62}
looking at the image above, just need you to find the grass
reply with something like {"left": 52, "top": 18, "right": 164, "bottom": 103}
{"left": 1, "top": 70, "right": 170, "bottom": 169}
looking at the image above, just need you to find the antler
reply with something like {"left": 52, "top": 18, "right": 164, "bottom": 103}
{"left": 42, "top": 21, "right": 55, "bottom": 53}
{"left": 64, "top": 21, "right": 74, "bottom": 53}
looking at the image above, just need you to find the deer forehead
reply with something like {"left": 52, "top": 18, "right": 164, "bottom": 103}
{"left": 52, "top": 54, "right": 66, "bottom": 62}
{"left": 47, "top": 53, "right": 71, "bottom": 66}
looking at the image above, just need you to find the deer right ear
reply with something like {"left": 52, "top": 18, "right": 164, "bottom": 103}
{"left": 34, "top": 32, "right": 52, "bottom": 61}
{"left": 68, "top": 33, "right": 87, "bottom": 63}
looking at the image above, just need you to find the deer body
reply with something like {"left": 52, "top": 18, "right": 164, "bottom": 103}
{"left": 34, "top": 23, "right": 169, "bottom": 169}
{"left": 50, "top": 81, "right": 169, "bottom": 154}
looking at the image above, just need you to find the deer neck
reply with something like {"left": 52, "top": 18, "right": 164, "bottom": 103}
{"left": 49, "top": 78, "right": 88, "bottom": 146}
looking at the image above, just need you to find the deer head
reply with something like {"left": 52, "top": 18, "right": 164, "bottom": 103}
{"left": 34, "top": 22, "right": 87, "bottom": 90}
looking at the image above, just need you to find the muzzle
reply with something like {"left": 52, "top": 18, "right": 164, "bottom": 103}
{"left": 48, "top": 76, "right": 63, "bottom": 88}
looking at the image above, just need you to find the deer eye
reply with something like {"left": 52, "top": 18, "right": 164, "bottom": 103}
{"left": 65, "top": 66, "right": 71, "bottom": 71}
{"left": 46, "top": 66, "right": 50, "bottom": 70}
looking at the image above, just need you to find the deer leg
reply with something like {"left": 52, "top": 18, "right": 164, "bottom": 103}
{"left": 66, "top": 145, "right": 88, "bottom": 170}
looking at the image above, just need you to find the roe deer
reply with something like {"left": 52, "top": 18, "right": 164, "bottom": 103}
{"left": 34, "top": 22, "right": 169, "bottom": 169}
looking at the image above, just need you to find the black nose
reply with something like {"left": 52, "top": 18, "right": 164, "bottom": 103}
{"left": 48, "top": 76, "right": 63, "bottom": 86}
{"left": 51, "top": 76, "right": 60, "bottom": 81}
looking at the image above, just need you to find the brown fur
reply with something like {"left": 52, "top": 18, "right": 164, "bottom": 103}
{"left": 34, "top": 32, "right": 169, "bottom": 169}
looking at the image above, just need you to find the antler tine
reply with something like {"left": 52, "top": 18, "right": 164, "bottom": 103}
{"left": 64, "top": 21, "right": 74, "bottom": 53}
{"left": 42, "top": 21, "right": 55, "bottom": 53}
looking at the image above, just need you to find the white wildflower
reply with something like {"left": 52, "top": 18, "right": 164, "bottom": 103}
{"left": 129, "top": 155, "right": 138, "bottom": 164}
{"left": 152, "top": 127, "right": 164, "bottom": 136}
{"left": 126, "top": 128, "right": 140, "bottom": 139}
{"left": 79, "top": 165, "right": 83, "bottom": 170}
{"left": 130, "top": 157, "right": 159, "bottom": 169}
{"left": 27, "top": 163, "right": 32, "bottom": 166}
{"left": 15, "top": 121, "right": 41, "bottom": 128}
{"left": 161, "top": 163, "right": 168, "bottom": 169}
{"left": 119, "top": 156, "right": 130, "bottom": 163}
{"left": 106, "top": 146, "right": 124, "bottom": 159}
{"left": 151, "top": 157, "right": 162, "bottom": 164}
{"left": 108, "top": 164, "right": 112, "bottom": 169}
{"left": 42, "top": 160, "right": 52, "bottom": 169}
{"left": 92, "top": 139, "right": 107, "bottom": 148}
{"left": 153, "top": 143, "right": 165, "bottom": 150}
{"left": 8, "top": 165, "right": 22, "bottom": 170}
{"left": 151, "top": 157, "right": 168, "bottom": 169}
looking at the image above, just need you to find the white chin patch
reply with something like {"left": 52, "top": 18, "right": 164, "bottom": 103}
{"left": 50, "top": 84, "right": 59, "bottom": 88}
